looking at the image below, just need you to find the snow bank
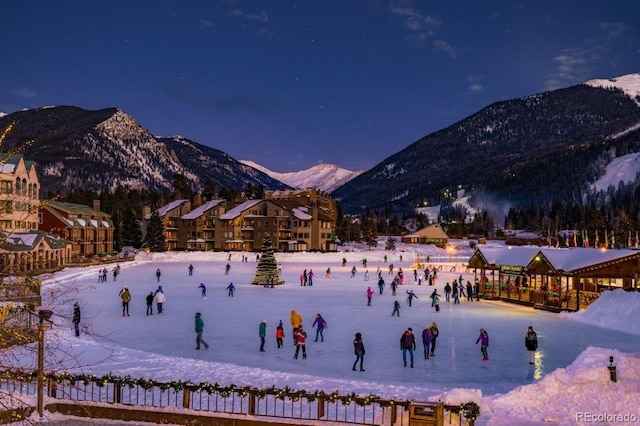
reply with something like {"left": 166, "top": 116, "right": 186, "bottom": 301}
{"left": 565, "top": 289, "right": 640, "bottom": 336}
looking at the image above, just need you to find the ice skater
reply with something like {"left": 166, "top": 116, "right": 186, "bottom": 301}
{"left": 525, "top": 326, "right": 538, "bottom": 364}
{"left": 352, "top": 332, "right": 365, "bottom": 371}
{"left": 195, "top": 312, "right": 209, "bottom": 350}
{"left": 476, "top": 328, "right": 489, "bottom": 360}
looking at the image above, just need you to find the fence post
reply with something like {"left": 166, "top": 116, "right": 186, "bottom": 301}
{"left": 391, "top": 403, "right": 397, "bottom": 425}
{"left": 47, "top": 380, "right": 57, "bottom": 398}
{"left": 182, "top": 387, "right": 191, "bottom": 409}
{"left": 114, "top": 383, "right": 122, "bottom": 404}
{"left": 317, "top": 396, "right": 325, "bottom": 419}
{"left": 248, "top": 390, "right": 256, "bottom": 415}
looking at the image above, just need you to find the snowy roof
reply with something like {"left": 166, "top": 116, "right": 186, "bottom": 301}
{"left": 537, "top": 247, "right": 640, "bottom": 271}
{"left": 145, "top": 199, "right": 190, "bottom": 219}
{"left": 181, "top": 200, "right": 225, "bottom": 219}
{"left": 291, "top": 208, "right": 313, "bottom": 220}
{"left": 474, "top": 246, "right": 640, "bottom": 272}
{"left": 219, "top": 200, "right": 262, "bottom": 220}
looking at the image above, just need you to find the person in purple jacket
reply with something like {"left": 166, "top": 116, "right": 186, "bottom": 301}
{"left": 476, "top": 328, "right": 489, "bottom": 360}
{"left": 421, "top": 326, "right": 433, "bottom": 359}
{"left": 312, "top": 313, "right": 327, "bottom": 342}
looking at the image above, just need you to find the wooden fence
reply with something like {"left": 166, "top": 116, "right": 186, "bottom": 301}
{"left": 0, "top": 370, "right": 480, "bottom": 425}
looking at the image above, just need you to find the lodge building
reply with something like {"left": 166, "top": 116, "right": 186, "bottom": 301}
{"left": 468, "top": 246, "right": 640, "bottom": 312}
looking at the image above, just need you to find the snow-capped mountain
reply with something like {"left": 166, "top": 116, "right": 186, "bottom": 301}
{"left": 585, "top": 73, "right": 640, "bottom": 106}
{"left": 240, "top": 160, "right": 363, "bottom": 193}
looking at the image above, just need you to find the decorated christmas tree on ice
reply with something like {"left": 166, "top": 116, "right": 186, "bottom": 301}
{"left": 251, "top": 234, "right": 284, "bottom": 285}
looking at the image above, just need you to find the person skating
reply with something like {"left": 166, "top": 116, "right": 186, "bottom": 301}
{"left": 225, "top": 263, "right": 231, "bottom": 275}
{"left": 119, "top": 286, "right": 131, "bottom": 316}
{"left": 430, "top": 322, "right": 439, "bottom": 357}
{"left": 466, "top": 281, "right": 473, "bottom": 301}
{"left": 352, "top": 332, "right": 365, "bottom": 371}
{"left": 421, "top": 325, "right": 432, "bottom": 359}
{"left": 400, "top": 328, "right": 416, "bottom": 367}
{"left": 444, "top": 282, "right": 451, "bottom": 302}
{"left": 476, "top": 328, "right": 489, "bottom": 360}
{"left": 293, "top": 325, "right": 307, "bottom": 359}
{"left": 525, "top": 326, "right": 538, "bottom": 364}
{"left": 275, "top": 320, "right": 285, "bottom": 348}
{"left": 72, "top": 302, "right": 81, "bottom": 337}
{"left": 155, "top": 268, "right": 161, "bottom": 282}
{"left": 378, "top": 277, "right": 385, "bottom": 294}
{"left": 366, "top": 287, "right": 374, "bottom": 306}
{"left": 430, "top": 289, "right": 441, "bottom": 312}
{"left": 154, "top": 286, "right": 166, "bottom": 314}
{"left": 195, "top": 312, "right": 209, "bottom": 350}
{"left": 312, "top": 313, "right": 327, "bottom": 342}
{"left": 199, "top": 283, "right": 207, "bottom": 298}
{"left": 391, "top": 300, "right": 401, "bottom": 316}
{"left": 259, "top": 320, "right": 267, "bottom": 352}
{"left": 188, "top": 264, "right": 194, "bottom": 276}
{"left": 452, "top": 282, "right": 460, "bottom": 304}
{"left": 226, "top": 282, "right": 235, "bottom": 297}
{"left": 351, "top": 266, "right": 357, "bottom": 278}
{"left": 145, "top": 291, "right": 154, "bottom": 315}
{"left": 406, "top": 289, "right": 418, "bottom": 307}
{"left": 290, "top": 309, "right": 303, "bottom": 345}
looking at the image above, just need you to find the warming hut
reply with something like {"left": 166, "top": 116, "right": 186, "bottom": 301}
{"left": 527, "top": 247, "right": 640, "bottom": 312}
{"left": 468, "top": 247, "right": 540, "bottom": 301}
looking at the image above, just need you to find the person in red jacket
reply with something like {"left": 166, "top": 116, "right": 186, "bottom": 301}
{"left": 294, "top": 326, "right": 307, "bottom": 359}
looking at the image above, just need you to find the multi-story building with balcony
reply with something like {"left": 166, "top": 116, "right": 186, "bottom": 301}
{"left": 142, "top": 199, "right": 191, "bottom": 251}
{"left": 178, "top": 200, "right": 226, "bottom": 251}
{"left": 39, "top": 200, "right": 114, "bottom": 260}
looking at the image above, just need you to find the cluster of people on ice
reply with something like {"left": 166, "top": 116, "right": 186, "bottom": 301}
{"left": 97, "top": 264, "right": 121, "bottom": 283}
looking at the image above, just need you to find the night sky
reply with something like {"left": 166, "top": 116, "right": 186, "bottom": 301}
{"left": 2, "top": 1, "right": 638, "bottom": 172}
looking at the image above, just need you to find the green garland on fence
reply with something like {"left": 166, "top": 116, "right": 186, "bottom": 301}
{"left": 0, "top": 369, "right": 471, "bottom": 418}
{"left": 450, "top": 401, "right": 481, "bottom": 421}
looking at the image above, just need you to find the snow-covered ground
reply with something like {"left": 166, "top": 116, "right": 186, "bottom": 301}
{"left": 4, "top": 240, "right": 640, "bottom": 425}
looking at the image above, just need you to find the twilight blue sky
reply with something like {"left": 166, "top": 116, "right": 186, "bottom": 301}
{"left": 1, "top": 1, "right": 638, "bottom": 173}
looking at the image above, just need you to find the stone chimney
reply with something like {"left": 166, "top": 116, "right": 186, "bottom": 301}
{"left": 93, "top": 200, "right": 101, "bottom": 212}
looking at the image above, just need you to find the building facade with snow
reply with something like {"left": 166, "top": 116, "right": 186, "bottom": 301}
{"left": 39, "top": 200, "right": 114, "bottom": 259}
{"left": 178, "top": 199, "right": 226, "bottom": 251}
{"left": 0, "top": 154, "right": 40, "bottom": 233}
{"left": 402, "top": 224, "right": 449, "bottom": 246}
{"left": 141, "top": 199, "right": 191, "bottom": 251}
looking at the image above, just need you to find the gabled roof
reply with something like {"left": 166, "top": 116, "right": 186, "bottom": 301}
{"left": 0, "top": 230, "right": 71, "bottom": 252}
{"left": 471, "top": 246, "right": 640, "bottom": 275}
{"left": 219, "top": 200, "right": 262, "bottom": 220}
{"left": 181, "top": 200, "right": 225, "bottom": 220}
{"left": 46, "top": 200, "right": 110, "bottom": 217}
{"left": 0, "top": 154, "right": 24, "bottom": 174}
{"left": 145, "top": 199, "right": 190, "bottom": 220}
{"left": 43, "top": 201, "right": 112, "bottom": 228}
{"left": 533, "top": 247, "right": 640, "bottom": 273}
{"left": 412, "top": 224, "right": 449, "bottom": 239}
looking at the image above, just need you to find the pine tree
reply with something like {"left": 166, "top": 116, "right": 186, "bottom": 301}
{"left": 143, "top": 210, "right": 166, "bottom": 252}
{"left": 385, "top": 236, "right": 396, "bottom": 251}
{"left": 251, "top": 234, "right": 283, "bottom": 285}
{"left": 121, "top": 207, "right": 143, "bottom": 248}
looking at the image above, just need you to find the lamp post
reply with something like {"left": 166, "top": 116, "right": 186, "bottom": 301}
{"left": 448, "top": 246, "right": 454, "bottom": 263}
{"left": 36, "top": 310, "right": 53, "bottom": 418}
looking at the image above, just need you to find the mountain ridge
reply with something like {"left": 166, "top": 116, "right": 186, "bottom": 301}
{"left": 239, "top": 160, "right": 363, "bottom": 193}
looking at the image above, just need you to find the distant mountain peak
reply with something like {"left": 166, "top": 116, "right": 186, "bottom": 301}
{"left": 585, "top": 73, "right": 640, "bottom": 106}
{"left": 240, "top": 161, "right": 363, "bottom": 192}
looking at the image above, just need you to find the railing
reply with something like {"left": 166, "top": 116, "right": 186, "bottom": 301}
{"left": 0, "top": 370, "right": 480, "bottom": 425}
